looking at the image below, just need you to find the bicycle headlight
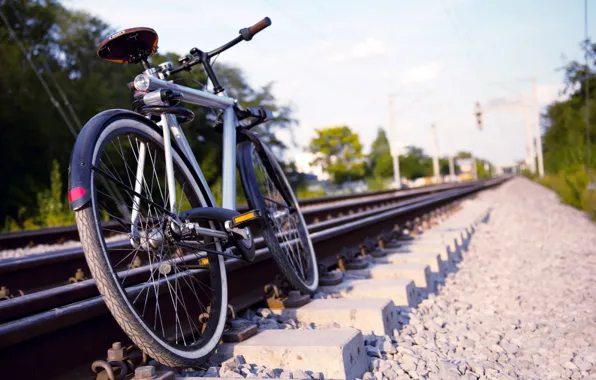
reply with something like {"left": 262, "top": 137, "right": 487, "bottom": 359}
{"left": 134, "top": 74, "right": 151, "bottom": 91}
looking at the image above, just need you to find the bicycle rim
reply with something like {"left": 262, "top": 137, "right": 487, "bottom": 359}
{"left": 85, "top": 120, "right": 226, "bottom": 360}
{"left": 245, "top": 141, "right": 318, "bottom": 292}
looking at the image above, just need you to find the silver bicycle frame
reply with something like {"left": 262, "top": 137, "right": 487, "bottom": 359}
{"left": 134, "top": 72, "right": 239, "bottom": 215}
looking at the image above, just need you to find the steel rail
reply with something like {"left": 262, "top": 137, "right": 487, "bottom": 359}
{"left": 0, "top": 180, "right": 502, "bottom": 328}
{"left": 0, "top": 181, "right": 481, "bottom": 250}
{"left": 0, "top": 181, "right": 481, "bottom": 298}
{"left": 0, "top": 176, "right": 509, "bottom": 379}
{"left": 0, "top": 185, "right": 473, "bottom": 324}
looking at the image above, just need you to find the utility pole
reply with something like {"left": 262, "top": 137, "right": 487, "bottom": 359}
{"left": 431, "top": 124, "right": 440, "bottom": 183}
{"left": 531, "top": 78, "right": 545, "bottom": 177}
{"left": 449, "top": 155, "right": 455, "bottom": 181}
{"left": 388, "top": 95, "right": 402, "bottom": 189}
{"left": 523, "top": 106, "right": 537, "bottom": 174}
{"left": 477, "top": 99, "right": 537, "bottom": 175}
{"left": 485, "top": 77, "right": 546, "bottom": 177}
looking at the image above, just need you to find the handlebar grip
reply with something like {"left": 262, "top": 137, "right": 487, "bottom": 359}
{"left": 249, "top": 17, "right": 271, "bottom": 35}
{"left": 240, "top": 17, "right": 271, "bottom": 41}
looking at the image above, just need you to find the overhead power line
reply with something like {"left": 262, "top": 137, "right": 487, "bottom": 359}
{"left": 0, "top": 7, "right": 78, "bottom": 137}
{"left": 7, "top": 1, "right": 84, "bottom": 130}
{"left": 440, "top": 0, "right": 483, "bottom": 94}
{"left": 1, "top": 4, "right": 128, "bottom": 208}
{"left": 585, "top": 0, "right": 591, "bottom": 178}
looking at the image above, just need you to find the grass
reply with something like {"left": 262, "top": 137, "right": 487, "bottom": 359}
{"left": 3, "top": 160, "right": 75, "bottom": 232}
{"left": 534, "top": 166, "right": 596, "bottom": 220}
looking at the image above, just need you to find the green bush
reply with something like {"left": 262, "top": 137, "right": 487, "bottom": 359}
{"left": 582, "top": 188, "right": 596, "bottom": 219}
{"left": 3, "top": 160, "right": 75, "bottom": 231}
{"left": 538, "top": 166, "right": 596, "bottom": 220}
{"left": 366, "top": 176, "right": 391, "bottom": 191}
{"left": 296, "top": 187, "right": 326, "bottom": 199}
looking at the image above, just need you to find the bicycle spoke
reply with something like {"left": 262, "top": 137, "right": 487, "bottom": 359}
{"left": 262, "top": 195, "right": 290, "bottom": 209}
{"left": 89, "top": 129, "right": 221, "bottom": 351}
{"left": 251, "top": 148, "right": 310, "bottom": 282}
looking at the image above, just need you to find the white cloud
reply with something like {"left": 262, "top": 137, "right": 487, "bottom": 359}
{"left": 399, "top": 61, "right": 444, "bottom": 84}
{"left": 325, "top": 38, "right": 389, "bottom": 64}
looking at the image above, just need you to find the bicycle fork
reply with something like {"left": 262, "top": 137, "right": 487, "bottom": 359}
{"left": 130, "top": 114, "right": 179, "bottom": 248}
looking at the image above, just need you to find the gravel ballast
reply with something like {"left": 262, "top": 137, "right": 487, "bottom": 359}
{"left": 172, "top": 177, "right": 596, "bottom": 379}
{"left": 13, "top": 177, "right": 593, "bottom": 379}
{"left": 363, "top": 177, "right": 596, "bottom": 379}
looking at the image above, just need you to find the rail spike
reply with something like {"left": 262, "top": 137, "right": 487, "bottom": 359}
{"left": 318, "top": 264, "right": 344, "bottom": 286}
{"left": 68, "top": 268, "right": 87, "bottom": 283}
{"left": 91, "top": 342, "right": 148, "bottom": 380}
{"left": 264, "top": 277, "right": 311, "bottom": 309}
{"left": 0, "top": 286, "right": 24, "bottom": 301}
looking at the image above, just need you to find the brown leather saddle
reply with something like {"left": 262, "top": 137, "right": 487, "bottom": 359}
{"left": 97, "top": 27, "right": 158, "bottom": 64}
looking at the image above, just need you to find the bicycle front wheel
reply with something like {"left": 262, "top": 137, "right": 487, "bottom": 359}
{"left": 74, "top": 116, "right": 227, "bottom": 367}
{"left": 238, "top": 137, "right": 319, "bottom": 293}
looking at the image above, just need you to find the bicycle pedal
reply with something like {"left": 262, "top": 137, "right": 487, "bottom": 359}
{"left": 230, "top": 209, "right": 262, "bottom": 228}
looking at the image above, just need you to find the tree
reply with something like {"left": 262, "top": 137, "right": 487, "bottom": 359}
{"left": 309, "top": 126, "right": 366, "bottom": 184}
{"left": 542, "top": 40, "right": 596, "bottom": 174}
{"left": 476, "top": 159, "right": 492, "bottom": 179}
{"left": 439, "top": 157, "right": 450, "bottom": 175}
{"left": 0, "top": 0, "right": 295, "bottom": 228}
{"left": 538, "top": 40, "right": 596, "bottom": 219}
{"left": 400, "top": 146, "right": 432, "bottom": 180}
{"left": 369, "top": 128, "right": 393, "bottom": 178}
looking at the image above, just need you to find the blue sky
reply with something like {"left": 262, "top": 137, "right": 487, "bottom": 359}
{"left": 65, "top": 0, "right": 593, "bottom": 166}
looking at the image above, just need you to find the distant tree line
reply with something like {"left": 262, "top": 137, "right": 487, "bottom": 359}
{"left": 8, "top": 1, "right": 591, "bottom": 228}
{"left": 538, "top": 39, "right": 596, "bottom": 218}
{"left": 542, "top": 40, "right": 596, "bottom": 173}
{"left": 307, "top": 126, "right": 486, "bottom": 186}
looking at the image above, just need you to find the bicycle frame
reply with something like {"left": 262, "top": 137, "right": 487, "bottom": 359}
{"left": 135, "top": 72, "right": 239, "bottom": 215}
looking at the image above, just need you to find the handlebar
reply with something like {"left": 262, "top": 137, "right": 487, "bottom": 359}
{"left": 152, "top": 17, "right": 272, "bottom": 93}
{"left": 209, "top": 17, "right": 272, "bottom": 57}
{"left": 240, "top": 17, "right": 272, "bottom": 41}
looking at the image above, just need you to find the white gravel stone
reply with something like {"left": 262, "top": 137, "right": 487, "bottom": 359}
{"left": 181, "top": 178, "right": 595, "bottom": 379}
{"left": 384, "top": 178, "right": 596, "bottom": 380}
{"left": 204, "top": 367, "right": 219, "bottom": 377}
{"left": 0, "top": 234, "right": 125, "bottom": 260}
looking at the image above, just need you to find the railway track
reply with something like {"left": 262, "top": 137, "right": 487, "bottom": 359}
{"left": 0, "top": 181, "right": 479, "bottom": 299}
{"left": 0, "top": 182, "right": 469, "bottom": 251}
{"left": 0, "top": 177, "right": 509, "bottom": 379}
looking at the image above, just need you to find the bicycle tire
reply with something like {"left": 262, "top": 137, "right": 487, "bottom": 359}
{"left": 238, "top": 136, "right": 319, "bottom": 293}
{"left": 74, "top": 116, "right": 227, "bottom": 367}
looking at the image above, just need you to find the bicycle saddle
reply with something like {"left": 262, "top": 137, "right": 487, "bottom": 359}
{"left": 97, "top": 27, "right": 158, "bottom": 64}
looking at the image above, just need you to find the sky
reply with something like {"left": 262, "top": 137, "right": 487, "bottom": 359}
{"left": 64, "top": 0, "right": 594, "bottom": 167}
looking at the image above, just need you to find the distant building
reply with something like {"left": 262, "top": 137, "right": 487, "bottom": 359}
{"left": 294, "top": 152, "right": 330, "bottom": 181}
{"left": 456, "top": 158, "right": 477, "bottom": 180}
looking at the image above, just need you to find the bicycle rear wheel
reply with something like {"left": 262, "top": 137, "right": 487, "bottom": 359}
{"left": 238, "top": 137, "right": 318, "bottom": 293}
{"left": 74, "top": 117, "right": 226, "bottom": 367}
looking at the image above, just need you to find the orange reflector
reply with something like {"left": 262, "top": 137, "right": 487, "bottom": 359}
{"left": 233, "top": 211, "right": 257, "bottom": 224}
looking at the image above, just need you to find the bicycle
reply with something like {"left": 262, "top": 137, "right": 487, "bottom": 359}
{"left": 67, "top": 17, "right": 318, "bottom": 367}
